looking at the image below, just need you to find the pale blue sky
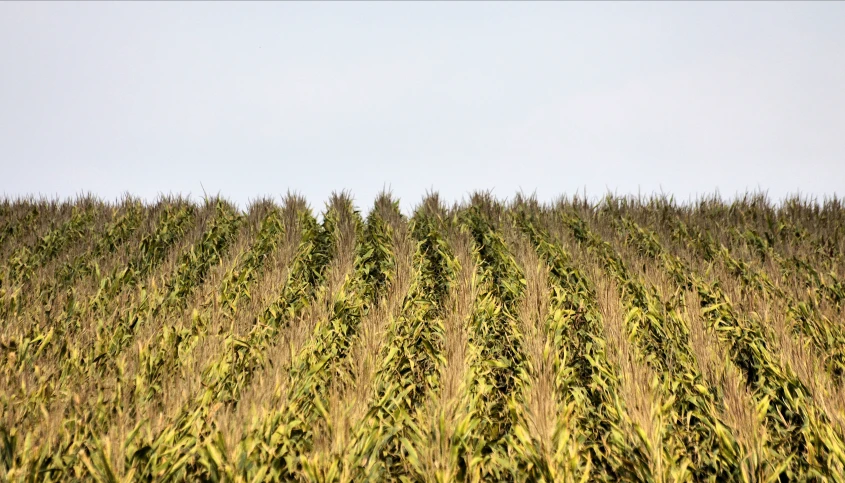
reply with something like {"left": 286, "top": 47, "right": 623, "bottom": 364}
{"left": 1, "top": 2, "right": 843, "bottom": 211}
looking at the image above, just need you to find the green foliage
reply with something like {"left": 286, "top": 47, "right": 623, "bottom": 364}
{"left": 3, "top": 193, "right": 845, "bottom": 483}
{"left": 622, "top": 216, "right": 845, "bottom": 480}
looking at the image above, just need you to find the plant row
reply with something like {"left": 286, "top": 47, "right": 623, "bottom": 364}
{"left": 564, "top": 213, "right": 743, "bottom": 480}
{"left": 673, "top": 221, "right": 845, "bottom": 385}
{"left": 620, "top": 216, "right": 845, "bottom": 479}
{"left": 343, "top": 209, "right": 458, "bottom": 481}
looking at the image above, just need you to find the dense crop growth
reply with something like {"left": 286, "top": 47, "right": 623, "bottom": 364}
{"left": 1, "top": 192, "right": 844, "bottom": 482}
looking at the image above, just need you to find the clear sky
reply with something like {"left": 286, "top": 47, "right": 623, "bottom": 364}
{"left": 1, "top": 2, "right": 843, "bottom": 212}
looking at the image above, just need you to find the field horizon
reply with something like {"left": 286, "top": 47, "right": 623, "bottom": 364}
{"left": 1, "top": 190, "right": 844, "bottom": 482}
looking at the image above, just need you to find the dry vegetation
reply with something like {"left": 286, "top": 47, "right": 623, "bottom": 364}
{"left": 1, "top": 191, "right": 844, "bottom": 482}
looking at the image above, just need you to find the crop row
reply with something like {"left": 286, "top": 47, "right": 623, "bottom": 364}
{"left": 0, "top": 201, "right": 213, "bottom": 478}
{"left": 0, "top": 206, "right": 98, "bottom": 319}
{"left": 126, "top": 203, "right": 339, "bottom": 481}
{"left": 0, "top": 202, "right": 197, "bottom": 442}
{"left": 728, "top": 222, "right": 844, "bottom": 312}
{"left": 514, "top": 211, "right": 648, "bottom": 482}
{"left": 675, "top": 220, "right": 845, "bottom": 385}
{"left": 49, "top": 203, "right": 146, "bottom": 299}
{"left": 447, "top": 206, "right": 531, "bottom": 481}
{"left": 60, "top": 201, "right": 242, "bottom": 478}
{"left": 0, "top": 206, "right": 39, "bottom": 251}
{"left": 245, "top": 204, "right": 396, "bottom": 481}
{"left": 563, "top": 212, "right": 743, "bottom": 480}
{"left": 620, "top": 216, "right": 845, "bottom": 479}
{"left": 343, "top": 209, "right": 459, "bottom": 480}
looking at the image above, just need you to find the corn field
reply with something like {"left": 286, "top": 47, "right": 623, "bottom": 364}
{"left": 1, "top": 191, "right": 844, "bottom": 482}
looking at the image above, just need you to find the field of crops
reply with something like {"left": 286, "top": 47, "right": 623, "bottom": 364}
{"left": 1, "top": 191, "right": 844, "bottom": 482}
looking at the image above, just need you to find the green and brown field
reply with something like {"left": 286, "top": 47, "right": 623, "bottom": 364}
{"left": 1, "top": 190, "right": 844, "bottom": 482}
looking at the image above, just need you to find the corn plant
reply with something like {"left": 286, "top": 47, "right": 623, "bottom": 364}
{"left": 129, "top": 201, "right": 243, "bottom": 408}
{"left": 2, "top": 202, "right": 147, "bottom": 331}
{"left": 125, "top": 203, "right": 342, "bottom": 481}
{"left": 217, "top": 207, "right": 287, "bottom": 316}
{"left": 437, "top": 206, "right": 537, "bottom": 481}
{"left": 0, "top": 205, "right": 39, "bottom": 260}
{"left": 3, "top": 192, "right": 845, "bottom": 483}
{"left": 249, "top": 205, "right": 394, "bottom": 481}
{"left": 50, "top": 202, "right": 145, "bottom": 293}
{"left": 515, "top": 211, "right": 656, "bottom": 482}
{"left": 563, "top": 212, "right": 743, "bottom": 481}
{"left": 345, "top": 210, "right": 459, "bottom": 481}
{"left": 0, "top": 202, "right": 200, "bottom": 479}
{"left": 0, "top": 206, "right": 97, "bottom": 319}
{"left": 672, "top": 220, "right": 845, "bottom": 385}
{"left": 619, "top": 215, "right": 845, "bottom": 480}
